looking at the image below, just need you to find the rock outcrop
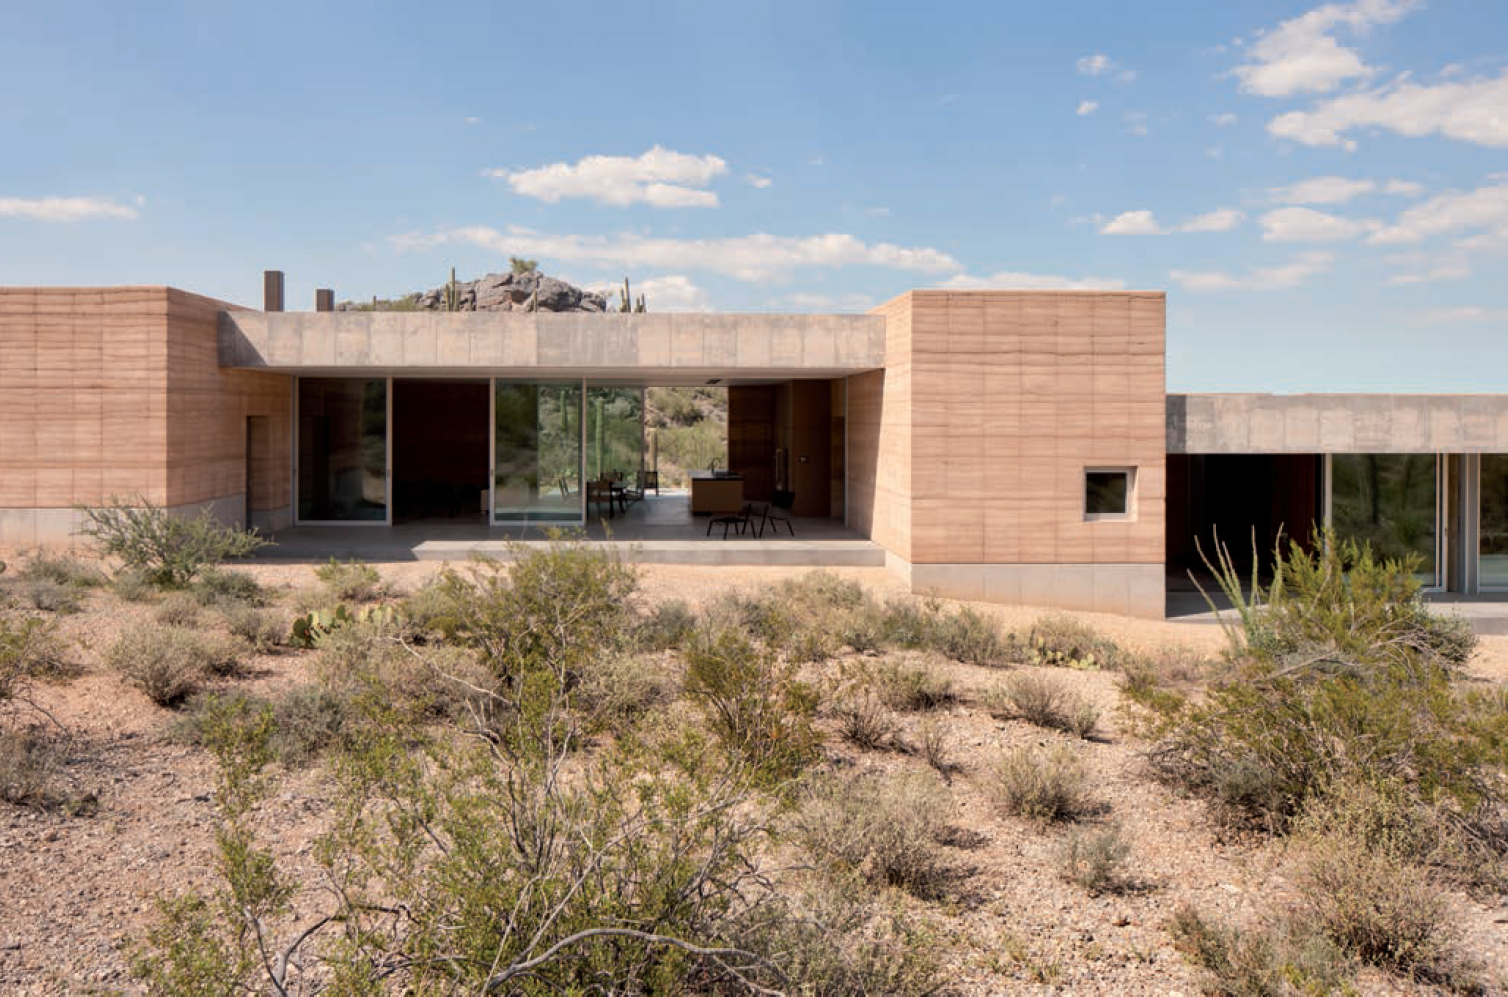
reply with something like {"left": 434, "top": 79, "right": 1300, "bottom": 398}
{"left": 341, "top": 270, "right": 609, "bottom": 313}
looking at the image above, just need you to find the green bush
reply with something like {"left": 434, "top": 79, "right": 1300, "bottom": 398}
{"left": 989, "top": 672, "right": 1099, "bottom": 738}
{"left": 153, "top": 592, "right": 203, "bottom": 628}
{"left": 1169, "top": 904, "right": 1353, "bottom": 997}
{"left": 990, "top": 744, "right": 1097, "bottom": 823}
{"left": 110, "top": 569, "right": 156, "bottom": 603}
{"left": 172, "top": 687, "right": 354, "bottom": 770}
{"left": 19, "top": 552, "right": 106, "bottom": 589}
{"left": 634, "top": 598, "right": 698, "bottom": 652}
{"left": 77, "top": 498, "right": 269, "bottom": 589}
{"left": 1027, "top": 615, "right": 1126, "bottom": 670}
{"left": 1056, "top": 824, "right": 1131, "bottom": 894}
{"left": 574, "top": 654, "right": 678, "bottom": 734}
{"left": 190, "top": 568, "right": 265, "bottom": 608}
{"left": 220, "top": 605, "right": 283, "bottom": 655}
{"left": 314, "top": 557, "right": 386, "bottom": 602}
{"left": 106, "top": 625, "right": 245, "bottom": 707}
{"left": 24, "top": 577, "right": 84, "bottom": 614}
{"left": 398, "top": 575, "right": 463, "bottom": 632}
{"left": 683, "top": 630, "right": 821, "bottom": 783}
{"left": 866, "top": 658, "right": 956, "bottom": 712}
{"left": 792, "top": 771, "right": 954, "bottom": 898}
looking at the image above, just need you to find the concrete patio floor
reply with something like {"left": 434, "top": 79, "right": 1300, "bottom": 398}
{"left": 254, "top": 491, "right": 885, "bottom": 567}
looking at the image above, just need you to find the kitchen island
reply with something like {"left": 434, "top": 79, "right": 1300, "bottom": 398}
{"left": 689, "top": 470, "right": 744, "bottom": 514}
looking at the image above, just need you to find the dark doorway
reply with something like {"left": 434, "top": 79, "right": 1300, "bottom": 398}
{"left": 1167, "top": 453, "right": 1323, "bottom": 580}
{"left": 392, "top": 380, "right": 490, "bottom": 522}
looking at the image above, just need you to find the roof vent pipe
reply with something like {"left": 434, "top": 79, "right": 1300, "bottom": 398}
{"left": 263, "top": 270, "right": 285, "bottom": 312}
{"left": 315, "top": 288, "right": 334, "bottom": 312}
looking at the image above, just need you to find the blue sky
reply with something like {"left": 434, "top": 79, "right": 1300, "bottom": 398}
{"left": 1, "top": 0, "right": 1505, "bottom": 390}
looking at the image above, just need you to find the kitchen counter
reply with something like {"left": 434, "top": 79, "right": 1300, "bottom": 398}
{"left": 689, "top": 471, "right": 744, "bottom": 514}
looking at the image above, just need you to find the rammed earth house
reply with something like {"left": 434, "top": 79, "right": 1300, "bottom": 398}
{"left": 3, "top": 274, "right": 1505, "bottom": 617}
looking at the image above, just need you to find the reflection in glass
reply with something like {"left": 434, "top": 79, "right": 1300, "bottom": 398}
{"left": 297, "top": 378, "right": 387, "bottom": 521}
{"left": 1330, "top": 454, "right": 1437, "bottom": 584}
{"left": 1481, "top": 455, "right": 1508, "bottom": 588}
{"left": 585, "top": 387, "right": 644, "bottom": 483}
{"left": 494, "top": 381, "right": 582, "bottom": 522}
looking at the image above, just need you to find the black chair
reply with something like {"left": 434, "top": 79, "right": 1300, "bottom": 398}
{"left": 708, "top": 503, "right": 753, "bottom": 539}
{"left": 757, "top": 490, "right": 795, "bottom": 537}
{"left": 638, "top": 469, "right": 659, "bottom": 495}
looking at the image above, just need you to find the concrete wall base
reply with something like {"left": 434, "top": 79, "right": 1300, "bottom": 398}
{"left": 902, "top": 561, "right": 1165, "bottom": 619}
{"left": 0, "top": 497, "right": 292, "bottom": 549}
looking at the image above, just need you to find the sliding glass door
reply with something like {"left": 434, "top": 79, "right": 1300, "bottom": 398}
{"left": 296, "top": 377, "right": 388, "bottom": 522}
{"left": 1330, "top": 453, "right": 1440, "bottom": 585}
{"left": 1481, "top": 455, "right": 1508, "bottom": 589}
{"left": 585, "top": 387, "right": 645, "bottom": 483}
{"left": 494, "top": 380, "right": 583, "bottom": 523}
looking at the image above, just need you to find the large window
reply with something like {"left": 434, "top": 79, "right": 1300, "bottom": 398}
{"left": 494, "top": 380, "right": 582, "bottom": 523}
{"left": 585, "top": 387, "right": 644, "bottom": 483}
{"left": 297, "top": 378, "right": 387, "bottom": 522}
{"left": 1481, "top": 455, "right": 1508, "bottom": 588}
{"left": 1330, "top": 454, "right": 1439, "bottom": 585}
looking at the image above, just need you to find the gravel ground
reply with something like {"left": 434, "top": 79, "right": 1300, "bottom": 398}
{"left": 1, "top": 557, "right": 1505, "bottom": 994}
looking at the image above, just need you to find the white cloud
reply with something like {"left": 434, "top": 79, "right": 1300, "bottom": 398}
{"left": 1099, "top": 208, "right": 1245, "bottom": 235}
{"left": 636, "top": 275, "right": 711, "bottom": 311}
{"left": 1076, "top": 100, "right": 1099, "bottom": 116}
{"left": 1117, "top": 69, "right": 1138, "bottom": 84}
{"left": 465, "top": 116, "right": 480, "bottom": 125}
{"left": 1181, "top": 208, "right": 1246, "bottom": 233}
{"left": 0, "top": 196, "right": 138, "bottom": 222}
{"left": 391, "top": 226, "right": 961, "bottom": 283}
{"left": 1269, "top": 72, "right": 1508, "bottom": 148}
{"left": 1367, "top": 182, "right": 1508, "bottom": 245}
{"left": 939, "top": 270, "right": 1127, "bottom": 291}
{"left": 487, "top": 146, "right": 727, "bottom": 207}
{"left": 1233, "top": 0, "right": 1419, "bottom": 97}
{"left": 1388, "top": 257, "right": 1472, "bottom": 283}
{"left": 1421, "top": 306, "right": 1508, "bottom": 323}
{"left": 1100, "top": 210, "right": 1163, "bottom": 235}
{"left": 1077, "top": 53, "right": 1114, "bottom": 76}
{"left": 745, "top": 174, "right": 772, "bottom": 189}
{"left": 784, "top": 291, "right": 878, "bottom": 311}
{"left": 1171, "top": 252, "right": 1335, "bottom": 291}
{"left": 1260, "top": 206, "right": 1379, "bottom": 241}
{"left": 1124, "top": 110, "right": 1150, "bottom": 136}
{"left": 1266, "top": 175, "right": 1426, "bottom": 204}
{"left": 1211, "top": 112, "right": 1238, "bottom": 126}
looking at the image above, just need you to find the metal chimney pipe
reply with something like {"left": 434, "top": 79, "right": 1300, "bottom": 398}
{"left": 315, "top": 288, "right": 334, "bottom": 312}
{"left": 263, "top": 270, "right": 285, "bottom": 312}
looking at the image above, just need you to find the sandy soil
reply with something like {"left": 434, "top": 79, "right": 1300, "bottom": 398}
{"left": 1, "top": 558, "right": 1505, "bottom": 994}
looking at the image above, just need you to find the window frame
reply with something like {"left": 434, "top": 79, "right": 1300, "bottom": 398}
{"left": 1083, "top": 466, "right": 1136, "bottom": 522}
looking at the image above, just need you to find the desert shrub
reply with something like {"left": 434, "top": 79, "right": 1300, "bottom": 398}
{"left": 683, "top": 630, "right": 821, "bottom": 783}
{"left": 739, "top": 885, "right": 941, "bottom": 995}
{"left": 916, "top": 719, "right": 959, "bottom": 783}
{"left": 1169, "top": 904, "right": 1354, "bottom": 997}
{"left": 1147, "top": 531, "right": 1503, "bottom": 838}
{"left": 189, "top": 568, "right": 265, "bottom": 608}
{"left": 0, "top": 613, "right": 68, "bottom": 695}
{"left": 154, "top": 592, "right": 203, "bottom": 628}
{"left": 220, "top": 605, "right": 282, "bottom": 654}
{"left": 433, "top": 537, "right": 637, "bottom": 683}
{"left": 574, "top": 654, "right": 678, "bottom": 734}
{"left": 398, "top": 575, "right": 463, "bottom": 633}
{"left": 76, "top": 498, "right": 269, "bottom": 588}
{"left": 792, "top": 771, "right": 954, "bottom": 897}
{"left": 870, "top": 658, "right": 955, "bottom": 712}
{"left": 925, "top": 606, "right": 1016, "bottom": 666}
{"left": 990, "top": 744, "right": 1097, "bottom": 823}
{"left": 20, "top": 552, "right": 106, "bottom": 589}
{"left": 173, "top": 686, "right": 353, "bottom": 770}
{"left": 110, "top": 569, "right": 156, "bottom": 603}
{"left": 832, "top": 693, "right": 904, "bottom": 752}
{"left": 0, "top": 726, "right": 68, "bottom": 809}
{"left": 991, "top": 672, "right": 1099, "bottom": 738}
{"left": 314, "top": 557, "right": 386, "bottom": 602}
{"left": 1056, "top": 824, "right": 1131, "bottom": 894}
{"left": 24, "top": 577, "right": 83, "bottom": 614}
{"left": 106, "top": 625, "right": 245, "bottom": 707}
{"left": 1027, "top": 615, "right": 1126, "bottom": 669}
{"left": 635, "top": 598, "right": 698, "bottom": 652}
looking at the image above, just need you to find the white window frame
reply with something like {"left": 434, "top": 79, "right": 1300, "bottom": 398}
{"left": 1084, "top": 466, "right": 1137, "bottom": 522}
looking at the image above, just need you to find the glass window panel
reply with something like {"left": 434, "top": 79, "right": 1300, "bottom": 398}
{"left": 494, "top": 380, "right": 582, "bottom": 523}
{"left": 1085, "top": 469, "right": 1132, "bottom": 518}
{"left": 1481, "top": 455, "right": 1508, "bottom": 588}
{"left": 1330, "top": 454, "right": 1437, "bottom": 585}
{"left": 585, "top": 387, "right": 644, "bottom": 483}
{"left": 297, "top": 378, "right": 387, "bottom": 521}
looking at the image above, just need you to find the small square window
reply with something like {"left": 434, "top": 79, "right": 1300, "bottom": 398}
{"left": 1085, "top": 468, "right": 1135, "bottom": 520}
